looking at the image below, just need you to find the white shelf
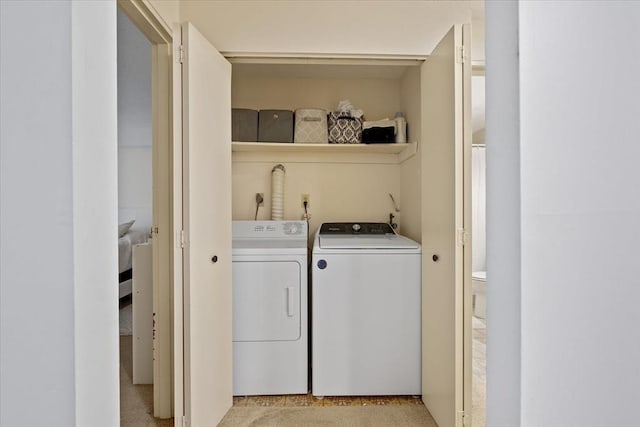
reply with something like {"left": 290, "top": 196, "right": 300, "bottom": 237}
{"left": 231, "top": 141, "right": 417, "bottom": 164}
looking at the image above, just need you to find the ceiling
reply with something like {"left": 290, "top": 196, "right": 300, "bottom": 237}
{"left": 179, "top": 1, "right": 485, "bottom": 61}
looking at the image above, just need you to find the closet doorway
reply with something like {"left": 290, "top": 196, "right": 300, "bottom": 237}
{"left": 116, "top": 1, "right": 174, "bottom": 424}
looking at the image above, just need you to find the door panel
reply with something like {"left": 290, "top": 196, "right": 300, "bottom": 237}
{"left": 151, "top": 41, "right": 172, "bottom": 419}
{"left": 181, "top": 22, "right": 233, "bottom": 426}
{"left": 420, "top": 24, "right": 470, "bottom": 427}
{"left": 461, "top": 23, "right": 473, "bottom": 427}
{"left": 171, "top": 23, "right": 184, "bottom": 424}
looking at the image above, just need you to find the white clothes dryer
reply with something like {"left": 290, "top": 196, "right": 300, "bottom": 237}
{"left": 232, "top": 220, "right": 308, "bottom": 395}
{"left": 312, "top": 222, "right": 421, "bottom": 396}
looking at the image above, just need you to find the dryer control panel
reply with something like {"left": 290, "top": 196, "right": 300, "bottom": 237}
{"left": 233, "top": 220, "right": 308, "bottom": 239}
{"left": 283, "top": 222, "right": 305, "bottom": 236}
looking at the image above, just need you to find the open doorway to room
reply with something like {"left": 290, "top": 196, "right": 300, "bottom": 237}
{"left": 115, "top": 2, "right": 174, "bottom": 425}
{"left": 471, "top": 68, "right": 487, "bottom": 426}
{"left": 116, "top": 8, "right": 156, "bottom": 423}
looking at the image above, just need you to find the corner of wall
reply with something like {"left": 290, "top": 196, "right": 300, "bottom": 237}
{"left": 485, "top": 1, "right": 522, "bottom": 425}
{"left": 72, "top": 1, "right": 120, "bottom": 425}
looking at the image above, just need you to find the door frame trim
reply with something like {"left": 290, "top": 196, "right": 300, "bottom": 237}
{"left": 117, "top": 0, "right": 171, "bottom": 44}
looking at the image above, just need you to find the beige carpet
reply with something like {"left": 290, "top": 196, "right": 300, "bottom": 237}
{"left": 120, "top": 304, "right": 133, "bottom": 336}
{"left": 120, "top": 336, "right": 173, "bottom": 426}
{"left": 121, "top": 333, "right": 438, "bottom": 426}
{"left": 472, "top": 316, "right": 487, "bottom": 427}
{"left": 219, "top": 405, "right": 438, "bottom": 427}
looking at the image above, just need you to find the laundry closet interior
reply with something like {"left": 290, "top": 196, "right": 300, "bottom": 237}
{"left": 230, "top": 58, "right": 422, "bottom": 239}
{"left": 169, "top": 0, "right": 474, "bottom": 422}
{"left": 222, "top": 23, "right": 470, "bottom": 424}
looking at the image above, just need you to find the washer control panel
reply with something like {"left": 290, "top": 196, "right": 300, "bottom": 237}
{"left": 319, "top": 222, "right": 395, "bottom": 235}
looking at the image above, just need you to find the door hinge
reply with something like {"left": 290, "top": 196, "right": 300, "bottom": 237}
{"left": 181, "top": 415, "right": 189, "bottom": 427}
{"left": 456, "top": 410, "right": 470, "bottom": 427}
{"left": 151, "top": 226, "right": 159, "bottom": 236}
{"left": 177, "top": 230, "right": 185, "bottom": 249}
{"left": 457, "top": 228, "right": 469, "bottom": 247}
{"left": 456, "top": 46, "right": 466, "bottom": 64}
{"left": 177, "top": 45, "right": 185, "bottom": 64}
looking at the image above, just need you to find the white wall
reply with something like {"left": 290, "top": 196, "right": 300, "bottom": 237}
{"left": 233, "top": 76, "right": 402, "bottom": 122}
{"left": 118, "top": 9, "right": 152, "bottom": 230}
{"left": 149, "top": 0, "right": 180, "bottom": 27}
{"left": 1, "top": 2, "right": 76, "bottom": 424}
{"left": 230, "top": 65, "right": 417, "bottom": 240}
{"left": 471, "top": 14, "right": 485, "bottom": 64}
{"left": 486, "top": 2, "right": 521, "bottom": 426}
{"left": 471, "top": 75, "right": 485, "bottom": 144}
{"left": 232, "top": 161, "right": 401, "bottom": 239}
{"left": 488, "top": 2, "right": 640, "bottom": 426}
{"left": 471, "top": 74, "right": 486, "bottom": 272}
{"left": 0, "top": 1, "right": 119, "bottom": 426}
{"left": 72, "top": 3, "right": 120, "bottom": 425}
{"left": 471, "top": 146, "right": 485, "bottom": 273}
{"left": 519, "top": 3, "right": 640, "bottom": 425}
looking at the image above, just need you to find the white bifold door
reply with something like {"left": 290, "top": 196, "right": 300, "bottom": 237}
{"left": 421, "top": 24, "right": 472, "bottom": 427}
{"left": 173, "top": 22, "right": 233, "bottom": 427}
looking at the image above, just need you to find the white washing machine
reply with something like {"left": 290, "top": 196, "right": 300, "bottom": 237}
{"left": 312, "top": 222, "right": 421, "bottom": 396}
{"left": 232, "top": 220, "right": 308, "bottom": 395}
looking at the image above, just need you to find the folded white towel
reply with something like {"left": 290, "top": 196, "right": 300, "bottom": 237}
{"left": 362, "top": 119, "right": 395, "bottom": 130}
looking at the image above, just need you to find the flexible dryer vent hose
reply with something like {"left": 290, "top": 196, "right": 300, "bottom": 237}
{"left": 271, "top": 164, "right": 285, "bottom": 220}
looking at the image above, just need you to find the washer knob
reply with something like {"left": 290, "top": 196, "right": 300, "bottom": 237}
{"left": 352, "top": 223, "right": 361, "bottom": 232}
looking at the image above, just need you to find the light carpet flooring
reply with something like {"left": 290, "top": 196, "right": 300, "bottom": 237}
{"left": 120, "top": 303, "right": 133, "bottom": 336}
{"left": 120, "top": 297, "right": 172, "bottom": 426}
{"left": 119, "top": 300, "right": 479, "bottom": 426}
{"left": 219, "top": 405, "right": 437, "bottom": 426}
{"left": 472, "top": 316, "right": 487, "bottom": 427}
{"left": 120, "top": 332, "right": 437, "bottom": 426}
{"left": 120, "top": 344, "right": 437, "bottom": 427}
{"left": 120, "top": 335, "right": 173, "bottom": 426}
{"left": 224, "top": 395, "right": 436, "bottom": 426}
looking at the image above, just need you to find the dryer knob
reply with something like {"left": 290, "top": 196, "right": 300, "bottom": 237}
{"left": 352, "top": 223, "right": 361, "bottom": 232}
{"left": 287, "top": 224, "right": 298, "bottom": 234}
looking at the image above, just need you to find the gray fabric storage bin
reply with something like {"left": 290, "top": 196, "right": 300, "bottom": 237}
{"left": 258, "top": 110, "right": 294, "bottom": 143}
{"left": 232, "top": 108, "right": 258, "bottom": 142}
